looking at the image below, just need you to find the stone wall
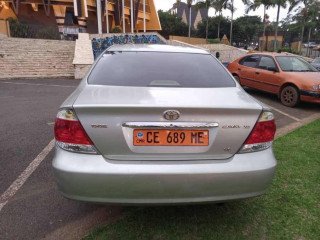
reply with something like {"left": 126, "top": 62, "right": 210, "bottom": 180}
{"left": 0, "top": 36, "right": 75, "bottom": 79}
{"left": 167, "top": 39, "right": 207, "bottom": 50}
{"left": 196, "top": 44, "right": 248, "bottom": 62}
{"left": 167, "top": 40, "right": 247, "bottom": 63}
{"left": 169, "top": 35, "right": 207, "bottom": 45}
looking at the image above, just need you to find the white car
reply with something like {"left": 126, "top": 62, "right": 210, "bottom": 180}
{"left": 304, "top": 42, "right": 317, "bottom": 48}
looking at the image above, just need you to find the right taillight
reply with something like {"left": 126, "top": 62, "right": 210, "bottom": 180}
{"left": 54, "top": 109, "right": 97, "bottom": 154}
{"left": 239, "top": 111, "right": 276, "bottom": 153}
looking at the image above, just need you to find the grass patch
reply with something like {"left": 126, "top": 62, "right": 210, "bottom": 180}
{"left": 85, "top": 120, "right": 320, "bottom": 240}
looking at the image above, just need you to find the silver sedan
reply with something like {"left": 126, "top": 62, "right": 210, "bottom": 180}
{"left": 52, "top": 45, "right": 277, "bottom": 204}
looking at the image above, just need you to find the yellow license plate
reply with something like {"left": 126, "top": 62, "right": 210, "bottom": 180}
{"left": 133, "top": 129, "right": 209, "bottom": 146}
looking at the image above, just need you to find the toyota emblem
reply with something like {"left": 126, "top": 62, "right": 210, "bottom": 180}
{"left": 163, "top": 110, "right": 180, "bottom": 121}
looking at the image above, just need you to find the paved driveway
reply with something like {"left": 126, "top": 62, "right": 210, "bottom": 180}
{"left": 0, "top": 79, "right": 318, "bottom": 240}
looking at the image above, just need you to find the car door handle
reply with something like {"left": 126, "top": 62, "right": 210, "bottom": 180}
{"left": 255, "top": 72, "right": 260, "bottom": 75}
{"left": 238, "top": 68, "right": 241, "bottom": 71}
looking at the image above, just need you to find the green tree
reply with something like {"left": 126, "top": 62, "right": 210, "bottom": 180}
{"left": 196, "top": 0, "right": 216, "bottom": 40}
{"left": 232, "top": 15, "right": 264, "bottom": 44}
{"left": 196, "top": 0, "right": 229, "bottom": 40}
{"left": 226, "top": 0, "right": 236, "bottom": 44}
{"left": 280, "top": 14, "right": 302, "bottom": 45}
{"left": 272, "top": 0, "right": 288, "bottom": 51}
{"left": 158, "top": 10, "right": 189, "bottom": 39}
{"left": 196, "top": 16, "right": 230, "bottom": 39}
{"left": 244, "top": 0, "right": 274, "bottom": 45}
{"left": 289, "top": 0, "right": 320, "bottom": 53}
{"left": 212, "top": 0, "right": 228, "bottom": 39}
{"left": 225, "top": 0, "right": 248, "bottom": 45}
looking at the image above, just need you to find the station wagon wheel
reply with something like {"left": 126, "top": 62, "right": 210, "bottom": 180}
{"left": 280, "top": 86, "right": 300, "bottom": 107}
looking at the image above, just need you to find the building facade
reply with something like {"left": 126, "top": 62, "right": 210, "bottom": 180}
{"left": 259, "top": 31, "right": 284, "bottom": 51}
{"left": 0, "top": 0, "right": 161, "bottom": 37}
{"left": 170, "top": 1, "right": 207, "bottom": 30}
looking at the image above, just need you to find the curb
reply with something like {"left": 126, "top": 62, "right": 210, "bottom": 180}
{"left": 43, "top": 206, "right": 122, "bottom": 240}
{"left": 275, "top": 113, "right": 320, "bottom": 139}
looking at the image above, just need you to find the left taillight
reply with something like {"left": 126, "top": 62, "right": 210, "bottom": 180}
{"left": 54, "top": 109, "right": 97, "bottom": 154}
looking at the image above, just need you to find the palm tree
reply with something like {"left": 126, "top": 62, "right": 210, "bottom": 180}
{"left": 224, "top": 0, "right": 237, "bottom": 45}
{"left": 196, "top": 0, "right": 215, "bottom": 40}
{"left": 245, "top": 0, "right": 274, "bottom": 50}
{"left": 273, "top": 0, "right": 288, "bottom": 51}
{"left": 228, "top": 0, "right": 235, "bottom": 45}
{"left": 289, "top": 0, "right": 320, "bottom": 54}
{"left": 212, "top": 0, "right": 227, "bottom": 39}
{"left": 186, "top": 0, "right": 195, "bottom": 37}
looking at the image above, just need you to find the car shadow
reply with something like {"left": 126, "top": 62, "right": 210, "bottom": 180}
{"left": 244, "top": 88, "right": 319, "bottom": 111}
{"left": 105, "top": 198, "right": 266, "bottom": 238}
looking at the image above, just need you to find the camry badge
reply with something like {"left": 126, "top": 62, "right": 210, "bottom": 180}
{"left": 163, "top": 110, "right": 180, "bottom": 121}
{"left": 91, "top": 124, "right": 108, "bottom": 128}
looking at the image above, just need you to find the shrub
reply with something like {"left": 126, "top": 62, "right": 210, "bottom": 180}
{"left": 207, "top": 38, "right": 221, "bottom": 44}
{"left": 111, "top": 26, "right": 122, "bottom": 33}
{"left": 8, "top": 18, "right": 60, "bottom": 40}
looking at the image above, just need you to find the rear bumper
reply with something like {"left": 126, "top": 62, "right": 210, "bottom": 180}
{"left": 52, "top": 146, "right": 277, "bottom": 204}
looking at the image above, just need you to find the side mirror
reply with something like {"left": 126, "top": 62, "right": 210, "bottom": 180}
{"left": 267, "top": 66, "right": 278, "bottom": 72}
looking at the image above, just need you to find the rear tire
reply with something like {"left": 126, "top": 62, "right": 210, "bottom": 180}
{"left": 280, "top": 86, "right": 300, "bottom": 107}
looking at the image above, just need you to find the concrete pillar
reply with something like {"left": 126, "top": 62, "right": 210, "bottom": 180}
{"left": 106, "top": 0, "right": 109, "bottom": 33}
{"left": 73, "top": 0, "right": 78, "bottom": 16}
{"left": 122, "top": 0, "right": 125, "bottom": 33}
{"left": 143, "top": 0, "right": 146, "bottom": 32}
{"left": 130, "top": 0, "right": 134, "bottom": 33}
{"left": 96, "top": 0, "right": 102, "bottom": 34}
{"left": 83, "top": 0, "right": 88, "bottom": 17}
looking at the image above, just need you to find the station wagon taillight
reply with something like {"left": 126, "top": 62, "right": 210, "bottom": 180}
{"left": 239, "top": 111, "right": 276, "bottom": 153}
{"left": 54, "top": 109, "right": 97, "bottom": 154}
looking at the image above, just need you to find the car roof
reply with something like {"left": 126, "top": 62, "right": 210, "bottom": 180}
{"left": 247, "top": 52, "right": 295, "bottom": 57}
{"left": 107, "top": 44, "right": 209, "bottom": 54}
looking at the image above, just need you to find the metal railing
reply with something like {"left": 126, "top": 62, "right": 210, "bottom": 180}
{"left": 301, "top": 47, "right": 320, "bottom": 58}
{"left": 8, "top": 19, "right": 61, "bottom": 40}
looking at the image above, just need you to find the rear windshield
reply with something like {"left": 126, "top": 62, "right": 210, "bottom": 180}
{"left": 88, "top": 51, "right": 236, "bottom": 88}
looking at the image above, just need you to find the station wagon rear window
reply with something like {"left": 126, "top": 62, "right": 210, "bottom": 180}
{"left": 88, "top": 52, "right": 236, "bottom": 88}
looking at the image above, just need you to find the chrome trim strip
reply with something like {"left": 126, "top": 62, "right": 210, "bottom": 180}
{"left": 122, "top": 122, "right": 219, "bottom": 129}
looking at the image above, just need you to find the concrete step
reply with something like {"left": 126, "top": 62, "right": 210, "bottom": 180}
{"left": 0, "top": 37, "right": 75, "bottom": 79}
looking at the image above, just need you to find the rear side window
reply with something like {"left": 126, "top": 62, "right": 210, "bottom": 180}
{"left": 240, "top": 55, "right": 260, "bottom": 68}
{"left": 259, "top": 56, "right": 276, "bottom": 70}
{"left": 88, "top": 52, "right": 235, "bottom": 88}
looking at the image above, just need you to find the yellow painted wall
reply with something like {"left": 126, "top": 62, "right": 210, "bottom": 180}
{"left": 259, "top": 35, "right": 284, "bottom": 42}
{"left": 0, "top": 19, "right": 9, "bottom": 36}
{"left": 169, "top": 35, "right": 207, "bottom": 45}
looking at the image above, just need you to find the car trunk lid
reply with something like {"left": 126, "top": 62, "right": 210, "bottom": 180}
{"left": 73, "top": 85, "right": 262, "bottom": 160}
